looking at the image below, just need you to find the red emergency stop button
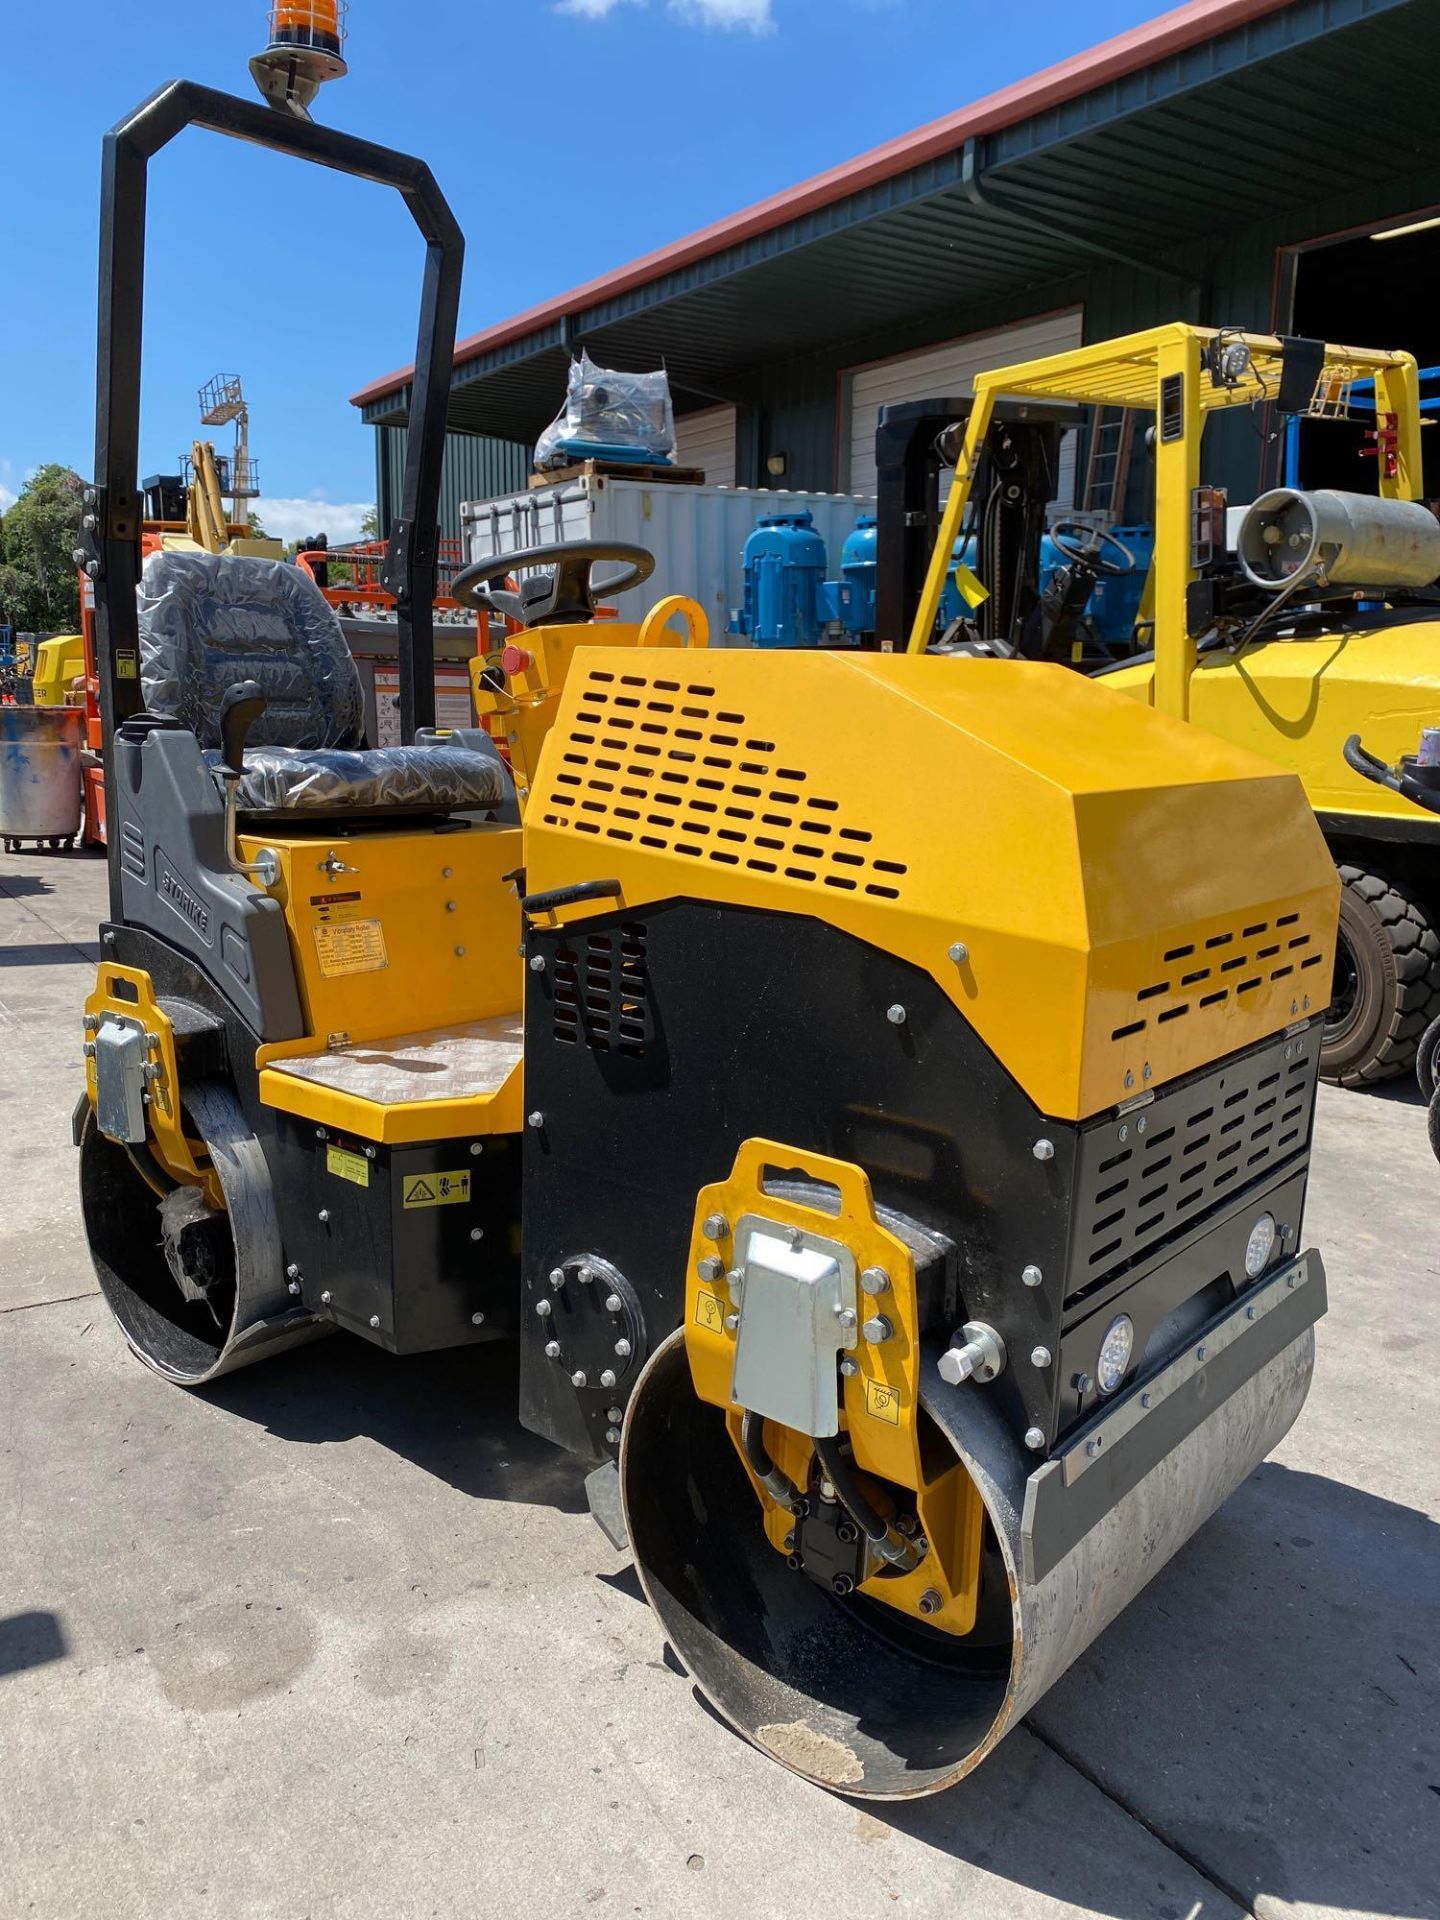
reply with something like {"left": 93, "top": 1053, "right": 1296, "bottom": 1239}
{"left": 501, "top": 645, "right": 533, "bottom": 676}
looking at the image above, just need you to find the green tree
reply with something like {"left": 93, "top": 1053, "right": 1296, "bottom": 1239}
{"left": 247, "top": 509, "right": 271, "bottom": 540}
{"left": 360, "top": 505, "right": 379, "bottom": 540}
{"left": 0, "top": 464, "right": 84, "bottom": 634}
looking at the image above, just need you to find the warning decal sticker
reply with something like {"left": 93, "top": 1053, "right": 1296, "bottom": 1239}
{"left": 402, "top": 1170, "right": 471, "bottom": 1210}
{"left": 864, "top": 1378, "right": 902, "bottom": 1426}
{"left": 326, "top": 1145, "right": 370, "bottom": 1188}
{"left": 313, "top": 916, "right": 387, "bottom": 978}
{"left": 693, "top": 1291, "right": 725, "bottom": 1334}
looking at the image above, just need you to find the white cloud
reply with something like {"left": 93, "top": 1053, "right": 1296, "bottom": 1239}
{"left": 0, "top": 484, "right": 15, "bottom": 514}
{"left": 673, "top": 0, "right": 774, "bottom": 24}
{"left": 253, "top": 498, "right": 373, "bottom": 545}
{"left": 557, "top": 0, "right": 774, "bottom": 27}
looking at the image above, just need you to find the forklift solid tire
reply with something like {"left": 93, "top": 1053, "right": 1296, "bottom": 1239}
{"left": 79, "top": 1078, "right": 330, "bottom": 1386}
{"left": 1417, "top": 1013, "right": 1440, "bottom": 1104}
{"left": 1322, "top": 867, "right": 1440, "bottom": 1087}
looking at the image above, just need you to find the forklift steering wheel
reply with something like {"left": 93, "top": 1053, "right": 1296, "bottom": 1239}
{"left": 451, "top": 541, "right": 656, "bottom": 628}
{"left": 1049, "top": 521, "right": 1135, "bottom": 577}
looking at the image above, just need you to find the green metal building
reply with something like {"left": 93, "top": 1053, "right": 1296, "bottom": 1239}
{"left": 354, "top": 0, "right": 1440, "bottom": 534}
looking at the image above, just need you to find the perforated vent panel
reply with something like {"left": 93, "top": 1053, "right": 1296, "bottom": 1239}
{"left": 541, "top": 666, "right": 909, "bottom": 900}
{"left": 1068, "top": 1029, "right": 1320, "bottom": 1304}
{"left": 1110, "top": 912, "right": 1329, "bottom": 1050}
{"left": 552, "top": 922, "right": 652, "bottom": 1057}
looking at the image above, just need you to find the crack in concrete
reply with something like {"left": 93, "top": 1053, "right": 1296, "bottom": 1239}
{"left": 1, "top": 1290, "right": 101, "bottom": 1316}
{"left": 1026, "top": 1718, "right": 1257, "bottom": 1918}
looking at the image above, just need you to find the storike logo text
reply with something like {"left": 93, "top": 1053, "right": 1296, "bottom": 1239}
{"left": 157, "top": 857, "right": 212, "bottom": 943}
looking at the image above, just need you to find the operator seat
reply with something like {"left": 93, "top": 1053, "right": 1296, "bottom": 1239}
{"left": 137, "top": 549, "right": 505, "bottom": 816}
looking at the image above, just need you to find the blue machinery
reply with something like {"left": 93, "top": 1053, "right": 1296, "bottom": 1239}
{"left": 732, "top": 509, "right": 1152, "bottom": 650}
{"left": 730, "top": 512, "right": 832, "bottom": 648}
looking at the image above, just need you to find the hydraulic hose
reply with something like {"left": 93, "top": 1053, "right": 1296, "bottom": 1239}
{"left": 125, "top": 1137, "right": 179, "bottom": 1199}
{"left": 813, "top": 1433, "right": 921, "bottom": 1571}
{"left": 740, "top": 1410, "right": 801, "bottom": 1510}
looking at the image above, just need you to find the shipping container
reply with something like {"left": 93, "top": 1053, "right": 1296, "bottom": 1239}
{"left": 459, "top": 478, "right": 874, "bottom": 641}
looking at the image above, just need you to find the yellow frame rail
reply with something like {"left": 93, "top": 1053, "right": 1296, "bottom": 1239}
{"left": 905, "top": 323, "right": 1423, "bottom": 721}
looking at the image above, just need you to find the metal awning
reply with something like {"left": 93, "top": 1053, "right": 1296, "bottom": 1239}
{"left": 355, "top": 0, "right": 1440, "bottom": 444}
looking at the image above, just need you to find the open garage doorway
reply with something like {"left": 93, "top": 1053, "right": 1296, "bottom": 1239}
{"left": 1282, "top": 213, "right": 1440, "bottom": 497}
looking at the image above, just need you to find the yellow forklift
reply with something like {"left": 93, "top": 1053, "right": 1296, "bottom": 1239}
{"left": 898, "top": 325, "right": 1440, "bottom": 1088}
{"left": 77, "top": 74, "right": 1338, "bottom": 1798}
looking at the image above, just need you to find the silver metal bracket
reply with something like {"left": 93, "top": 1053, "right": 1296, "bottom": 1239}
{"left": 729, "top": 1213, "right": 858, "bottom": 1438}
{"left": 93, "top": 1014, "right": 149, "bottom": 1144}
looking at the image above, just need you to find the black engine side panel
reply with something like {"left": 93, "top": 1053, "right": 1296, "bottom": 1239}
{"left": 518, "top": 901, "right": 1077, "bottom": 1462}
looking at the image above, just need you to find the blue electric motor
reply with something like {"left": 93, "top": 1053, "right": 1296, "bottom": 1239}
{"left": 732, "top": 511, "right": 830, "bottom": 648}
{"left": 832, "top": 515, "right": 879, "bottom": 642}
{"left": 1086, "top": 524, "right": 1154, "bottom": 645}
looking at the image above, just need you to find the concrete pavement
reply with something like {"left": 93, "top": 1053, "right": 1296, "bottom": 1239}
{"left": 2, "top": 843, "right": 1436, "bottom": 1920}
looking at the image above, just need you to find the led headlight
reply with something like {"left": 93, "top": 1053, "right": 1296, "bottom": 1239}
{"left": 1244, "top": 1211, "right": 1277, "bottom": 1280}
{"left": 1096, "top": 1313, "right": 1134, "bottom": 1395}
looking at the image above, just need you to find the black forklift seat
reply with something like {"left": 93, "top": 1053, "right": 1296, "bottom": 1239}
{"left": 137, "top": 549, "right": 504, "bottom": 815}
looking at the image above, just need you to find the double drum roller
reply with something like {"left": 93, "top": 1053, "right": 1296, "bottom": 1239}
{"left": 75, "top": 69, "right": 1336, "bottom": 1804}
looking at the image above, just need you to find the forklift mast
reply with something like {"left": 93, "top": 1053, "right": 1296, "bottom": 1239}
{"left": 77, "top": 79, "right": 463, "bottom": 920}
{"left": 874, "top": 396, "right": 1068, "bottom": 652}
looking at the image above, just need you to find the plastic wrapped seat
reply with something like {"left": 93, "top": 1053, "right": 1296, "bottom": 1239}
{"left": 208, "top": 741, "right": 505, "bottom": 813}
{"left": 139, "top": 550, "right": 501, "bottom": 816}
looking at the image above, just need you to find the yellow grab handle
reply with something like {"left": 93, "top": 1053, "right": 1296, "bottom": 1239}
{"left": 638, "top": 595, "right": 710, "bottom": 649}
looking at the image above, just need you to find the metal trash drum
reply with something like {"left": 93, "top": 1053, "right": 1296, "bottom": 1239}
{"left": 0, "top": 704, "right": 84, "bottom": 849}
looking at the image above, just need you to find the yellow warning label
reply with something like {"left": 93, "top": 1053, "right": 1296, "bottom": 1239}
{"left": 116, "top": 651, "right": 138, "bottom": 680}
{"left": 326, "top": 1145, "right": 370, "bottom": 1188}
{"left": 313, "top": 917, "right": 388, "bottom": 978}
{"left": 864, "top": 1377, "right": 902, "bottom": 1426}
{"left": 402, "top": 1170, "right": 471, "bottom": 1210}
{"left": 693, "top": 1290, "right": 725, "bottom": 1334}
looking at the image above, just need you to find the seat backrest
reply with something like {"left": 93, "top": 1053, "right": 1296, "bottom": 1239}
{"left": 138, "top": 550, "right": 364, "bottom": 750}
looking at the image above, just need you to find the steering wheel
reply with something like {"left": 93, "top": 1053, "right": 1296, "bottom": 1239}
{"left": 1049, "top": 520, "right": 1136, "bottom": 577}
{"left": 451, "top": 541, "right": 656, "bottom": 628}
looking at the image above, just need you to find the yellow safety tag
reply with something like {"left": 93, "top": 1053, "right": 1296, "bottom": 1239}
{"left": 693, "top": 1291, "right": 725, "bottom": 1333}
{"left": 402, "top": 1170, "right": 471, "bottom": 1210}
{"left": 864, "top": 1377, "right": 902, "bottom": 1425}
{"left": 326, "top": 1145, "right": 370, "bottom": 1188}
{"left": 951, "top": 563, "right": 990, "bottom": 610}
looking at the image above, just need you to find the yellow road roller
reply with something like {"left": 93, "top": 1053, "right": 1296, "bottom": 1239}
{"left": 77, "top": 77, "right": 1334, "bottom": 1799}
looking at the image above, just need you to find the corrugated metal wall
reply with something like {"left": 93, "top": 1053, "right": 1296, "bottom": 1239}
{"left": 673, "top": 406, "right": 738, "bottom": 486}
{"left": 374, "top": 426, "right": 531, "bottom": 541}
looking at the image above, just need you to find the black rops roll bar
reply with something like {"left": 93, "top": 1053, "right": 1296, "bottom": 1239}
{"left": 81, "top": 80, "right": 463, "bottom": 919}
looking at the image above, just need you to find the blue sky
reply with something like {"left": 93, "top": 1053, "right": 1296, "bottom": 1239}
{"left": 0, "top": 0, "right": 1170, "bottom": 541}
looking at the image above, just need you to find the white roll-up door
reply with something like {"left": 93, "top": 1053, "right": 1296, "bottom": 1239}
{"left": 673, "top": 405, "right": 737, "bottom": 487}
{"left": 844, "top": 309, "right": 1085, "bottom": 494}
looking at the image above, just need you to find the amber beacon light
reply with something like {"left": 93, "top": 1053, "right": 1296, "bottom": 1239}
{"left": 250, "top": 2, "right": 349, "bottom": 117}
